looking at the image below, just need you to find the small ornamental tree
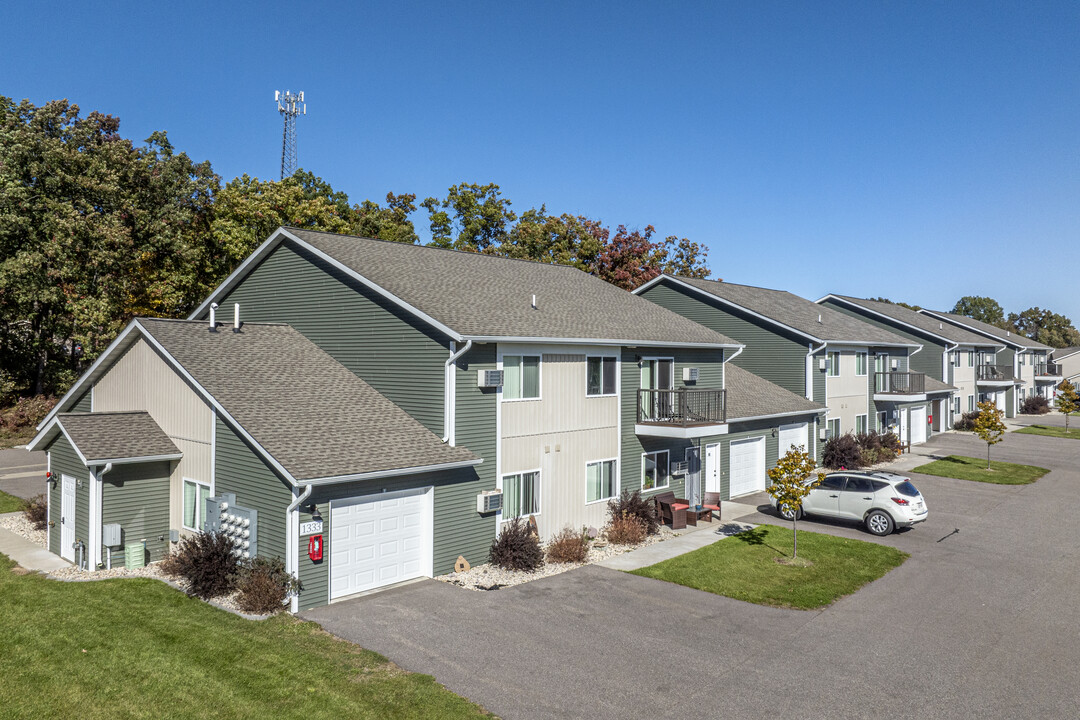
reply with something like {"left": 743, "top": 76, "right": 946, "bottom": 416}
{"left": 1057, "top": 379, "right": 1079, "bottom": 433}
{"left": 973, "top": 400, "right": 1007, "bottom": 469}
{"left": 766, "top": 445, "right": 825, "bottom": 559}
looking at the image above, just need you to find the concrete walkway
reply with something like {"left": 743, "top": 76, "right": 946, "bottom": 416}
{"left": 596, "top": 499, "right": 760, "bottom": 570}
{"left": 0, "top": 512, "right": 69, "bottom": 572}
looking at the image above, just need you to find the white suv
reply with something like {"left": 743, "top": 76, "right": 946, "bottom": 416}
{"left": 772, "top": 471, "right": 928, "bottom": 536}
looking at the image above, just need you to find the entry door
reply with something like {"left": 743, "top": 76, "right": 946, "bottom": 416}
{"left": 875, "top": 355, "right": 888, "bottom": 392}
{"left": 900, "top": 410, "right": 909, "bottom": 445}
{"left": 910, "top": 407, "right": 927, "bottom": 444}
{"left": 684, "top": 447, "right": 701, "bottom": 506}
{"left": 995, "top": 391, "right": 1006, "bottom": 412}
{"left": 60, "top": 474, "right": 76, "bottom": 562}
{"left": 640, "top": 359, "right": 674, "bottom": 420}
{"left": 704, "top": 443, "right": 721, "bottom": 493}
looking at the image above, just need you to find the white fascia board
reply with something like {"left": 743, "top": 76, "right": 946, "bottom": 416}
{"left": 1052, "top": 349, "right": 1080, "bottom": 361}
{"left": 462, "top": 335, "right": 742, "bottom": 350}
{"left": 827, "top": 341, "right": 921, "bottom": 349}
{"left": 873, "top": 393, "right": 928, "bottom": 403}
{"left": 188, "top": 228, "right": 465, "bottom": 343}
{"left": 85, "top": 453, "right": 184, "bottom": 466}
{"left": 918, "top": 310, "right": 1024, "bottom": 349}
{"left": 634, "top": 423, "right": 729, "bottom": 439}
{"left": 34, "top": 321, "right": 142, "bottom": 432}
{"left": 817, "top": 295, "right": 955, "bottom": 345}
{"left": 727, "top": 408, "right": 828, "bottom": 423}
{"left": 299, "top": 457, "right": 483, "bottom": 486}
{"left": 631, "top": 275, "right": 824, "bottom": 345}
{"left": 53, "top": 420, "right": 89, "bottom": 465}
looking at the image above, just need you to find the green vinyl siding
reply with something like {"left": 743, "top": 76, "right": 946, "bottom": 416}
{"left": 451, "top": 342, "right": 498, "bottom": 543}
{"left": 213, "top": 416, "right": 292, "bottom": 561}
{"left": 821, "top": 300, "right": 947, "bottom": 380}
{"left": 47, "top": 433, "right": 88, "bottom": 558}
{"left": 638, "top": 281, "right": 807, "bottom": 396}
{"left": 71, "top": 389, "right": 92, "bottom": 413}
{"left": 296, "top": 465, "right": 487, "bottom": 611}
{"left": 212, "top": 241, "right": 451, "bottom": 435}
{"left": 101, "top": 461, "right": 171, "bottom": 567}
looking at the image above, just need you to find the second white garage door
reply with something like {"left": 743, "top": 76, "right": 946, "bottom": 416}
{"left": 330, "top": 488, "right": 432, "bottom": 601}
{"left": 729, "top": 436, "right": 766, "bottom": 497}
{"left": 910, "top": 407, "right": 927, "bottom": 445}
{"left": 777, "top": 422, "right": 809, "bottom": 454}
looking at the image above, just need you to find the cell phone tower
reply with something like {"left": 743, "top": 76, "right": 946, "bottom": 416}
{"left": 274, "top": 90, "right": 306, "bottom": 179}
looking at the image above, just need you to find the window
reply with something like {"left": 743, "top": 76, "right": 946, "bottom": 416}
{"left": 819, "top": 475, "right": 846, "bottom": 492}
{"left": 953, "top": 397, "right": 961, "bottom": 414}
{"left": 641, "top": 450, "right": 669, "bottom": 491}
{"left": 968, "top": 395, "right": 975, "bottom": 412}
{"left": 967, "top": 351, "right": 974, "bottom": 367}
{"left": 1019, "top": 353, "right": 1025, "bottom": 366}
{"left": 952, "top": 351, "right": 960, "bottom": 366}
{"left": 1019, "top": 388, "right": 1026, "bottom": 400}
{"left": 827, "top": 418, "right": 841, "bottom": 439}
{"left": 586, "top": 459, "right": 617, "bottom": 503}
{"left": 183, "top": 479, "right": 211, "bottom": 532}
{"left": 877, "top": 411, "right": 888, "bottom": 431}
{"left": 855, "top": 352, "right": 867, "bottom": 376}
{"left": 503, "top": 355, "right": 540, "bottom": 400}
{"left": 855, "top": 414, "right": 867, "bottom": 434}
{"left": 587, "top": 356, "right": 617, "bottom": 396}
{"left": 503, "top": 471, "right": 540, "bottom": 518}
{"left": 827, "top": 352, "right": 840, "bottom": 377}
{"left": 845, "top": 477, "right": 874, "bottom": 494}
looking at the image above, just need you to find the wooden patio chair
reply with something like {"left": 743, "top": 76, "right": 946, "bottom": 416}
{"left": 653, "top": 491, "right": 689, "bottom": 530}
{"left": 702, "top": 492, "right": 722, "bottom": 522}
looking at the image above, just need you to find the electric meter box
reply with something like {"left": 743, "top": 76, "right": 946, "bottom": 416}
{"left": 102, "top": 523, "right": 123, "bottom": 547}
{"left": 204, "top": 493, "right": 259, "bottom": 560}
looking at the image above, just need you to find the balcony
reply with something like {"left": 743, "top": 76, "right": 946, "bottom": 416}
{"left": 977, "top": 364, "right": 1017, "bottom": 386}
{"left": 873, "top": 372, "right": 927, "bottom": 402}
{"left": 1035, "top": 362, "right": 1063, "bottom": 380}
{"left": 636, "top": 388, "right": 728, "bottom": 439}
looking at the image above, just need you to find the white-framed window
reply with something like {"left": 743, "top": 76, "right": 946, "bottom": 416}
{"left": 855, "top": 414, "right": 868, "bottom": 434}
{"left": 503, "top": 355, "right": 540, "bottom": 400}
{"left": 952, "top": 351, "right": 961, "bottom": 366}
{"left": 967, "top": 351, "right": 974, "bottom": 367}
{"left": 1019, "top": 388, "right": 1026, "bottom": 400}
{"left": 641, "top": 450, "right": 669, "bottom": 491}
{"left": 183, "top": 478, "right": 211, "bottom": 532}
{"left": 968, "top": 395, "right": 975, "bottom": 412}
{"left": 827, "top": 351, "right": 840, "bottom": 377}
{"left": 586, "top": 459, "right": 617, "bottom": 504}
{"left": 855, "top": 352, "right": 867, "bottom": 376}
{"left": 827, "top": 418, "right": 841, "bottom": 439}
{"left": 953, "top": 397, "right": 961, "bottom": 414}
{"left": 586, "top": 356, "right": 617, "bottom": 397}
{"left": 876, "top": 411, "right": 888, "bottom": 431}
{"left": 1019, "top": 353, "right": 1025, "bottom": 366}
{"left": 503, "top": 470, "right": 540, "bottom": 519}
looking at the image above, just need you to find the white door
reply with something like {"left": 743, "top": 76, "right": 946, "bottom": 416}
{"left": 778, "top": 422, "right": 809, "bottom": 455}
{"left": 684, "top": 447, "right": 701, "bottom": 506}
{"left": 329, "top": 488, "right": 432, "bottom": 601}
{"left": 704, "top": 443, "right": 721, "bottom": 493}
{"left": 900, "top": 410, "right": 909, "bottom": 445}
{"left": 995, "top": 391, "right": 1006, "bottom": 412}
{"left": 910, "top": 406, "right": 927, "bottom": 444}
{"left": 729, "top": 437, "right": 766, "bottom": 497}
{"left": 60, "top": 474, "right": 76, "bottom": 562}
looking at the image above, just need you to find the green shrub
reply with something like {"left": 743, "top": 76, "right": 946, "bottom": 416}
{"left": 236, "top": 557, "right": 299, "bottom": 614}
{"left": 545, "top": 526, "right": 590, "bottom": 564}
{"left": 21, "top": 494, "right": 47, "bottom": 530}
{"left": 1020, "top": 396, "right": 1050, "bottom": 415}
{"left": 161, "top": 532, "right": 240, "bottom": 599}
{"left": 489, "top": 518, "right": 544, "bottom": 572}
{"left": 607, "top": 489, "right": 659, "bottom": 535}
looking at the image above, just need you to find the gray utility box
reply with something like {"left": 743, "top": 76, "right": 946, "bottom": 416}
{"left": 102, "top": 523, "right": 123, "bottom": 547}
{"left": 204, "top": 493, "right": 259, "bottom": 560}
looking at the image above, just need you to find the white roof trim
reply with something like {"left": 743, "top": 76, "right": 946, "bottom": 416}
{"left": 300, "top": 457, "right": 483, "bottom": 486}
{"left": 727, "top": 407, "right": 827, "bottom": 423}
{"left": 817, "top": 294, "right": 969, "bottom": 346}
{"left": 462, "top": 335, "right": 742, "bottom": 350}
{"left": 1052, "top": 349, "right": 1080, "bottom": 361}
{"left": 28, "top": 418, "right": 89, "bottom": 463}
{"left": 919, "top": 310, "right": 1048, "bottom": 350}
{"left": 87, "top": 454, "right": 184, "bottom": 466}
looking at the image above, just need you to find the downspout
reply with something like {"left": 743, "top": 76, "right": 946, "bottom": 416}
{"left": 721, "top": 346, "right": 744, "bottom": 391}
{"left": 806, "top": 342, "right": 827, "bottom": 400}
{"left": 442, "top": 340, "right": 473, "bottom": 446}
{"left": 94, "top": 463, "right": 113, "bottom": 570}
{"left": 286, "top": 484, "right": 312, "bottom": 614}
{"left": 943, "top": 342, "right": 958, "bottom": 426}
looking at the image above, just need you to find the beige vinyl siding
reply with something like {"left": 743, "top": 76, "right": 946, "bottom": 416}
{"left": 92, "top": 337, "right": 214, "bottom": 536}
{"left": 101, "top": 461, "right": 171, "bottom": 567}
{"left": 825, "top": 349, "right": 870, "bottom": 437}
{"left": 821, "top": 300, "right": 946, "bottom": 379}
{"left": 46, "top": 433, "right": 88, "bottom": 558}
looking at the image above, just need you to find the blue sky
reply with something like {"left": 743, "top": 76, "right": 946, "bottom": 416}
{"left": 4, "top": 1, "right": 1079, "bottom": 321}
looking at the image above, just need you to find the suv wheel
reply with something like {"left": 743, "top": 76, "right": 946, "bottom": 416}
{"left": 778, "top": 503, "right": 802, "bottom": 521}
{"left": 865, "top": 510, "right": 894, "bottom": 536}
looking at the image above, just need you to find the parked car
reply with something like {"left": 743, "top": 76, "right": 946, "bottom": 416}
{"left": 771, "top": 471, "right": 928, "bottom": 536}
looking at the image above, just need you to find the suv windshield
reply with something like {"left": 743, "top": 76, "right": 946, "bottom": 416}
{"left": 894, "top": 480, "right": 920, "bottom": 497}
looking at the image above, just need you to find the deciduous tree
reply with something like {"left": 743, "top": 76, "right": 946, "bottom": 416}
{"left": 1057, "top": 380, "right": 1079, "bottom": 432}
{"left": 1006, "top": 308, "right": 1080, "bottom": 349}
{"left": 952, "top": 296, "right": 1006, "bottom": 328}
{"left": 766, "top": 446, "right": 825, "bottom": 559}
{"left": 420, "top": 182, "right": 516, "bottom": 251}
{"left": 973, "top": 400, "right": 1006, "bottom": 469}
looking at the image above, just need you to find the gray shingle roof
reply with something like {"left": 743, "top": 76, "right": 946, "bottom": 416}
{"left": 58, "top": 411, "right": 179, "bottom": 463}
{"left": 921, "top": 311, "right": 1053, "bottom": 350}
{"left": 137, "top": 318, "right": 477, "bottom": 482}
{"left": 669, "top": 277, "right": 916, "bottom": 346}
{"left": 1052, "top": 347, "right": 1080, "bottom": 360}
{"left": 286, "top": 228, "right": 738, "bottom": 347}
{"left": 828, "top": 296, "right": 997, "bottom": 346}
{"left": 924, "top": 377, "right": 957, "bottom": 394}
{"left": 724, "top": 364, "right": 825, "bottom": 421}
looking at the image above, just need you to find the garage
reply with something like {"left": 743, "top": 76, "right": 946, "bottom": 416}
{"left": 329, "top": 487, "right": 433, "bottom": 601}
{"left": 778, "top": 422, "right": 809, "bottom": 454}
{"left": 910, "top": 406, "right": 927, "bottom": 445}
{"left": 729, "top": 436, "right": 766, "bottom": 497}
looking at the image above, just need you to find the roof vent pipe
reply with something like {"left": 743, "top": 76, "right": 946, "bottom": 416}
{"left": 209, "top": 303, "right": 219, "bottom": 332}
{"left": 233, "top": 303, "right": 241, "bottom": 333}
{"left": 817, "top": 314, "right": 822, "bottom": 323}
{"left": 531, "top": 295, "right": 537, "bottom": 310}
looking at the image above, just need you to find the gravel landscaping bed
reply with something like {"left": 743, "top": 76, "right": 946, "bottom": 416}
{"left": 437, "top": 526, "right": 678, "bottom": 591}
{"left": 0, "top": 513, "right": 46, "bottom": 547}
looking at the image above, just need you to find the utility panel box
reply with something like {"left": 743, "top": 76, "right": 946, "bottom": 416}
{"left": 477, "top": 490, "right": 503, "bottom": 513}
{"left": 102, "top": 523, "right": 123, "bottom": 547}
{"left": 683, "top": 367, "right": 699, "bottom": 382}
{"left": 204, "top": 493, "right": 259, "bottom": 560}
{"left": 477, "top": 369, "right": 504, "bottom": 388}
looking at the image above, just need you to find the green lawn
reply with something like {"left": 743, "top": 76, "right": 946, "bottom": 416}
{"left": 1016, "top": 424, "right": 1080, "bottom": 440}
{"left": 0, "top": 490, "right": 24, "bottom": 513}
{"left": 0, "top": 553, "right": 488, "bottom": 719}
{"left": 630, "top": 525, "right": 908, "bottom": 610}
{"left": 913, "top": 455, "right": 1049, "bottom": 484}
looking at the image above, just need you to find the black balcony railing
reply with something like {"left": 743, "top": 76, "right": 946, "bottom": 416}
{"left": 1035, "top": 362, "right": 1062, "bottom": 377}
{"left": 874, "top": 371, "right": 926, "bottom": 394}
{"left": 978, "top": 364, "right": 1016, "bottom": 382}
{"left": 637, "top": 388, "right": 726, "bottom": 427}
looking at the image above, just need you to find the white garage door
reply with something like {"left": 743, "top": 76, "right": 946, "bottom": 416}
{"left": 330, "top": 488, "right": 432, "bottom": 600}
{"left": 778, "top": 422, "right": 809, "bottom": 454}
{"left": 910, "top": 407, "right": 927, "bottom": 445}
{"left": 730, "top": 436, "right": 766, "bottom": 497}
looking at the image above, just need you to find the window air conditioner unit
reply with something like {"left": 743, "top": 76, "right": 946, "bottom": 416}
{"left": 477, "top": 490, "right": 503, "bottom": 513}
{"left": 683, "top": 367, "right": 699, "bottom": 382}
{"left": 477, "top": 369, "right": 504, "bottom": 388}
{"left": 670, "top": 461, "right": 689, "bottom": 476}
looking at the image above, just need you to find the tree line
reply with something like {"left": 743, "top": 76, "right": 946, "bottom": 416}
{"left": 0, "top": 97, "right": 709, "bottom": 398}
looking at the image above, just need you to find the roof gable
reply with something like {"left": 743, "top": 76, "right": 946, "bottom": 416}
{"left": 821, "top": 295, "right": 1001, "bottom": 347}
{"left": 919, "top": 310, "right": 1053, "bottom": 350}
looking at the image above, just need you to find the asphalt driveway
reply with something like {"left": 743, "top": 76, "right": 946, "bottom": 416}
{"left": 304, "top": 429, "right": 1080, "bottom": 719}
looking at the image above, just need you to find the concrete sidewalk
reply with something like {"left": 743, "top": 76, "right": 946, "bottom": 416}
{"left": 596, "top": 499, "right": 760, "bottom": 571}
{"left": 0, "top": 512, "right": 69, "bottom": 572}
